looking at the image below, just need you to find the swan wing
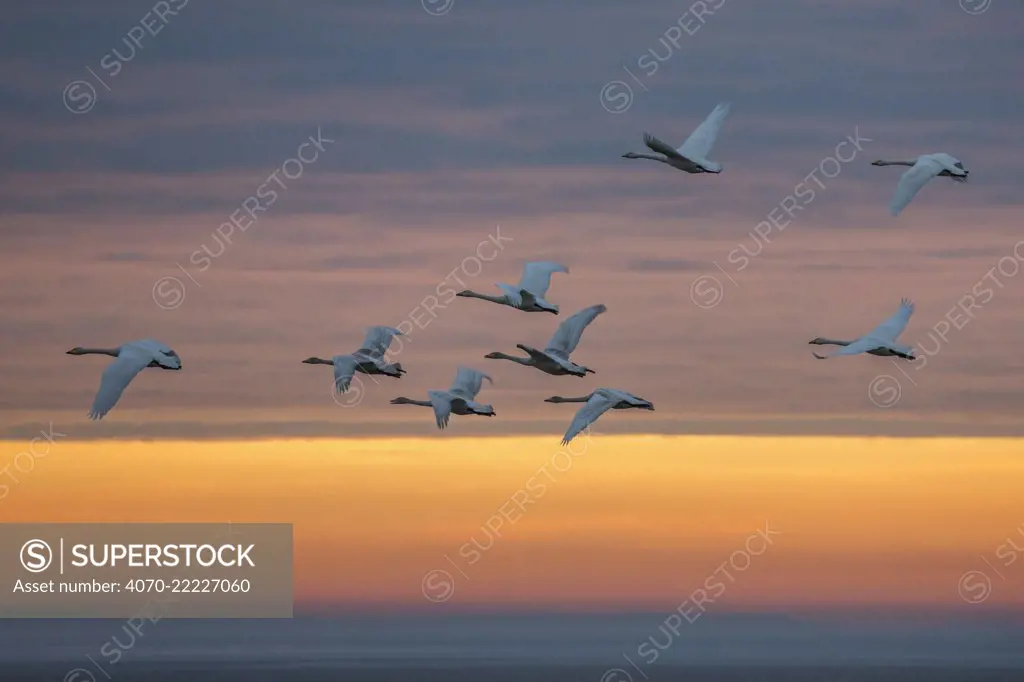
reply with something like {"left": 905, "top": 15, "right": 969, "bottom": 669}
{"left": 126, "top": 339, "right": 182, "bottom": 369}
{"left": 332, "top": 354, "right": 359, "bottom": 392}
{"left": 679, "top": 102, "right": 731, "bottom": 160}
{"left": 931, "top": 152, "right": 965, "bottom": 171}
{"left": 545, "top": 304, "right": 607, "bottom": 356}
{"left": 494, "top": 282, "right": 524, "bottom": 308}
{"left": 890, "top": 156, "right": 944, "bottom": 216}
{"left": 358, "top": 326, "right": 404, "bottom": 358}
{"left": 561, "top": 391, "right": 618, "bottom": 445}
{"left": 427, "top": 390, "right": 454, "bottom": 430}
{"left": 449, "top": 366, "right": 493, "bottom": 400}
{"left": 603, "top": 388, "right": 647, "bottom": 406}
{"left": 517, "top": 261, "right": 569, "bottom": 297}
{"left": 864, "top": 298, "right": 915, "bottom": 343}
{"left": 87, "top": 346, "right": 154, "bottom": 420}
{"left": 643, "top": 133, "right": 687, "bottom": 161}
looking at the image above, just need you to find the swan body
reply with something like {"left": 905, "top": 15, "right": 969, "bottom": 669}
{"left": 484, "top": 304, "right": 606, "bottom": 377}
{"left": 390, "top": 366, "right": 496, "bottom": 430}
{"left": 303, "top": 325, "right": 406, "bottom": 392}
{"left": 622, "top": 102, "right": 731, "bottom": 173}
{"left": 809, "top": 298, "right": 917, "bottom": 360}
{"left": 545, "top": 388, "right": 654, "bottom": 445}
{"left": 455, "top": 261, "right": 569, "bottom": 314}
{"left": 66, "top": 339, "right": 182, "bottom": 420}
{"left": 871, "top": 153, "right": 968, "bottom": 216}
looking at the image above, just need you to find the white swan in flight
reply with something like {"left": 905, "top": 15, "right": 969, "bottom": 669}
{"left": 809, "top": 298, "right": 917, "bottom": 360}
{"left": 455, "top": 261, "right": 569, "bottom": 314}
{"left": 390, "top": 366, "right": 496, "bottom": 429}
{"left": 303, "top": 325, "right": 407, "bottom": 392}
{"left": 66, "top": 339, "right": 182, "bottom": 420}
{"left": 484, "top": 304, "right": 606, "bottom": 376}
{"left": 622, "top": 102, "right": 731, "bottom": 174}
{"left": 545, "top": 388, "right": 654, "bottom": 445}
{"left": 871, "top": 153, "right": 968, "bottom": 216}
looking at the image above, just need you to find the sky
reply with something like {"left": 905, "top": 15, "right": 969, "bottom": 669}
{"left": 0, "top": 0, "right": 1022, "bottom": 439}
{"left": 3, "top": 436, "right": 1024, "bottom": 613}
{"left": 1, "top": 0, "right": 1024, "bottom": 628}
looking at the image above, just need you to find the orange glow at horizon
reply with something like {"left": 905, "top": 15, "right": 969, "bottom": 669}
{"left": 2, "top": 435, "right": 1022, "bottom": 611}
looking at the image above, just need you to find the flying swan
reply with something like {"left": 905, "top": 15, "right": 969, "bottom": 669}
{"left": 871, "top": 153, "right": 968, "bottom": 216}
{"left": 66, "top": 339, "right": 182, "bottom": 420}
{"left": 545, "top": 388, "right": 654, "bottom": 445}
{"left": 622, "top": 102, "right": 731, "bottom": 174}
{"left": 455, "top": 261, "right": 569, "bottom": 314}
{"left": 484, "top": 304, "right": 606, "bottom": 376}
{"left": 809, "top": 298, "right": 917, "bottom": 360}
{"left": 303, "top": 325, "right": 407, "bottom": 392}
{"left": 390, "top": 366, "right": 496, "bottom": 429}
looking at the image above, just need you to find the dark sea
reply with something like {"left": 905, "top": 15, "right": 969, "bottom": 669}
{"left": 0, "top": 613, "right": 1021, "bottom": 681}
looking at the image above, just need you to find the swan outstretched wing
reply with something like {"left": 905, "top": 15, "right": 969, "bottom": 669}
{"left": 679, "top": 102, "right": 731, "bottom": 161}
{"left": 358, "top": 326, "right": 404, "bottom": 358}
{"left": 890, "top": 156, "right": 944, "bottom": 216}
{"left": 865, "top": 298, "right": 915, "bottom": 343}
{"left": 545, "top": 304, "right": 607, "bottom": 356}
{"left": 517, "top": 261, "right": 569, "bottom": 297}
{"left": 332, "top": 354, "right": 359, "bottom": 392}
{"left": 643, "top": 133, "right": 687, "bottom": 161}
{"left": 560, "top": 390, "right": 617, "bottom": 445}
{"left": 428, "top": 390, "right": 453, "bottom": 430}
{"left": 88, "top": 346, "right": 154, "bottom": 420}
{"left": 449, "top": 366, "right": 492, "bottom": 400}
{"left": 603, "top": 388, "right": 646, "bottom": 406}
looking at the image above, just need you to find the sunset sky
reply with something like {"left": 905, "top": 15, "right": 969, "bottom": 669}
{"left": 1, "top": 0, "right": 1023, "bottom": 616}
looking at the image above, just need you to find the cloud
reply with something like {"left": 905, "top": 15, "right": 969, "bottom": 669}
{"left": 1, "top": 0, "right": 1022, "bottom": 437}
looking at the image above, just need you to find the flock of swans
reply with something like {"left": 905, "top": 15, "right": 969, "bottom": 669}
{"left": 67, "top": 101, "right": 970, "bottom": 443}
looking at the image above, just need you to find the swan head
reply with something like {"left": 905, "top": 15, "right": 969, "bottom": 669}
{"left": 544, "top": 396, "right": 566, "bottom": 403}
{"left": 622, "top": 152, "right": 639, "bottom": 159}
{"left": 808, "top": 337, "right": 826, "bottom": 345}
{"left": 302, "top": 357, "right": 325, "bottom": 364}
{"left": 66, "top": 347, "right": 90, "bottom": 355}
{"left": 455, "top": 290, "right": 472, "bottom": 297}
{"left": 484, "top": 352, "right": 504, "bottom": 359}
{"left": 870, "top": 160, "right": 886, "bottom": 166}
{"left": 389, "top": 397, "right": 411, "bottom": 405}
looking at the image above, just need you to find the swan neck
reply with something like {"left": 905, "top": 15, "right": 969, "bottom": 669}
{"left": 80, "top": 347, "right": 120, "bottom": 356}
{"left": 464, "top": 291, "right": 505, "bottom": 303}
